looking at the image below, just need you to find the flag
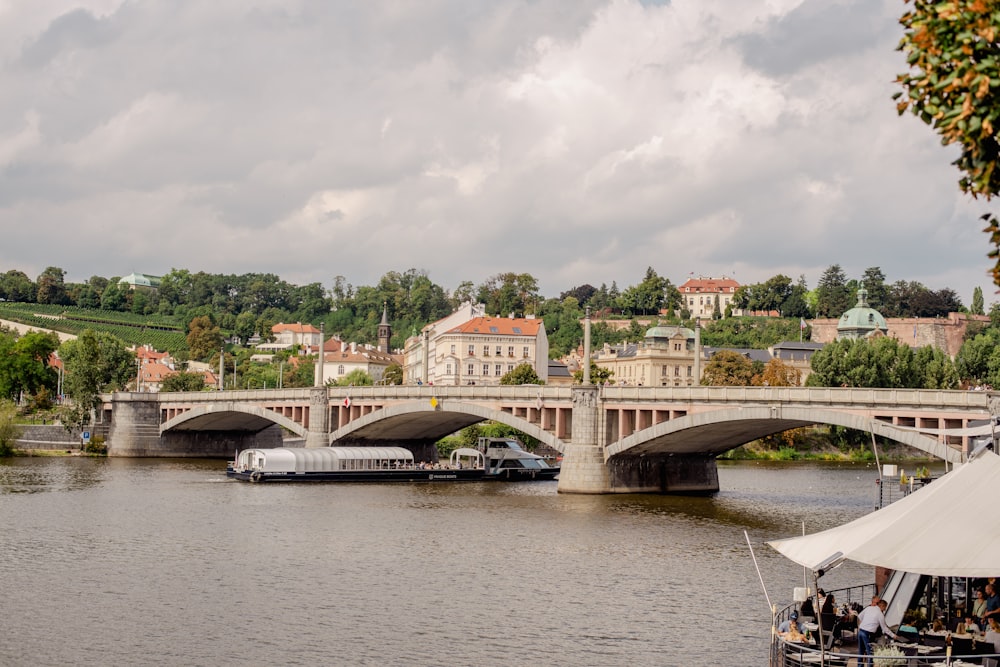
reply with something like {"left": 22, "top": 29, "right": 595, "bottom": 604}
{"left": 800, "top": 318, "right": 807, "bottom": 330}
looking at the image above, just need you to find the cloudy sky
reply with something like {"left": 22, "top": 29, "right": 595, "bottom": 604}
{"left": 0, "top": 0, "right": 994, "bottom": 305}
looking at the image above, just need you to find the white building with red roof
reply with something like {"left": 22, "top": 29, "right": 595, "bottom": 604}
{"left": 677, "top": 275, "right": 742, "bottom": 319}
{"left": 267, "top": 322, "right": 322, "bottom": 351}
{"left": 403, "top": 304, "right": 548, "bottom": 386}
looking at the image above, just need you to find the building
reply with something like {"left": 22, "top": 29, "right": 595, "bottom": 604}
{"left": 835, "top": 286, "right": 889, "bottom": 340}
{"left": 119, "top": 272, "right": 161, "bottom": 290}
{"left": 403, "top": 305, "right": 548, "bottom": 385}
{"left": 258, "top": 322, "right": 323, "bottom": 353}
{"left": 315, "top": 342, "right": 401, "bottom": 385}
{"left": 592, "top": 325, "right": 697, "bottom": 387}
{"left": 677, "top": 276, "right": 742, "bottom": 319}
{"left": 808, "top": 291, "right": 987, "bottom": 357}
{"left": 768, "top": 341, "right": 824, "bottom": 384}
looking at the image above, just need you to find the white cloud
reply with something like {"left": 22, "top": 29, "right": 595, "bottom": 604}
{"left": 0, "top": 0, "right": 992, "bottom": 304}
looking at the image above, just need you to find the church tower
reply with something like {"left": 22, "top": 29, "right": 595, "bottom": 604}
{"left": 378, "top": 302, "right": 392, "bottom": 353}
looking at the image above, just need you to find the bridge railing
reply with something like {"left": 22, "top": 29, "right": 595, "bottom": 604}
{"left": 600, "top": 386, "right": 992, "bottom": 411}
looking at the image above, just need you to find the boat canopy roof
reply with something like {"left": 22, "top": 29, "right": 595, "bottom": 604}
{"left": 767, "top": 450, "right": 1000, "bottom": 577}
{"left": 239, "top": 446, "right": 414, "bottom": 473}
{"left": 449, "top": 448, "right": 484, "bottom": 467}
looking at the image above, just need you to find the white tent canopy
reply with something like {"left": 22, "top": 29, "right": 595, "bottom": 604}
{"left": 767, "top": 451, "right": 1000, "bottom": 577}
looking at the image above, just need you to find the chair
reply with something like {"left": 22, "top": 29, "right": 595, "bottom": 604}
{"left": 951, "top": 635, "right": 973, "bottom": 656}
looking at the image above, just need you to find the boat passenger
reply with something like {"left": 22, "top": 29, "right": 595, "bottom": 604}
{"left": 973, "top": 589, "right": 988, "bottom": 623}
{"left": 777, "top": 611, "right": 807, "bottom": 641}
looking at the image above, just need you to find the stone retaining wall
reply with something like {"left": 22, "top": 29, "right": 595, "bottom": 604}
{"left": 15, "top": 424, "right": 82, "bottom": 451}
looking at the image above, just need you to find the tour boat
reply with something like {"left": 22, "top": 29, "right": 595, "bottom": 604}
{"left": 226, "top": 437, "right": 559, "bottom": 483}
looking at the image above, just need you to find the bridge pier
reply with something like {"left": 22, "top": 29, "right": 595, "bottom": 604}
{"left": 557, "top": 386, "right": 611, "bottom": 494}
{"left": 306, "top": 387, "right": 330, "bottom": 448}
{"left": 607, "top": 454, "right": 719, "bottom": 494}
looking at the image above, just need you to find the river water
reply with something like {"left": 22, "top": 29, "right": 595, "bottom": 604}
{"left": 0, "top": 457, "right": 932, "bottom": 666}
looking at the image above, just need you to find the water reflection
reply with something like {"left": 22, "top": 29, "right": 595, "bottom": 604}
{"left": 0, "top": 456, "right": 895, "bottom": 666}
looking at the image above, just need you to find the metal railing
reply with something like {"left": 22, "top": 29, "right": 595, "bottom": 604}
{"left": 770, "top": 584, "right": 1000, "bottom": 666}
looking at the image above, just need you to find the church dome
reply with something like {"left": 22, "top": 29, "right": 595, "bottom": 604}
{"left": 837, "top": 286, "right": 887, "bottom": 339}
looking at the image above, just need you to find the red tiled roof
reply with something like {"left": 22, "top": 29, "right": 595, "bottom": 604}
{"left": 447, "top": 317, "right": 542, "bottom": 336}
{"left": 679, "top": 277, "right": 740, "bottom": 292}
{"left": 272, "top": 322, "right": 321, "bottom": 334}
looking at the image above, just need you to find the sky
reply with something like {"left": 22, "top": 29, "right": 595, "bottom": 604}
{"left": 0, "top": 0, "right": 995, "bottom": 306}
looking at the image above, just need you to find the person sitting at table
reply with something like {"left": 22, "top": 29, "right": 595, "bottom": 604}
{"left": 799, "top": 596, "right": 815, "bottom": 620}
{"left": 985, "top": 617, "right": 1000, "bottom": 652}
{"left": 820, "top": 593, "right": 852, "bottom": 644}
{"left": 931, "top": 618, "right": 946, "bottom": 633}
{"left": 778, "top": 610, "right": 806, "bottom": 638}
{"left": 857, "top": 600, "right": 902, "bottom": 667}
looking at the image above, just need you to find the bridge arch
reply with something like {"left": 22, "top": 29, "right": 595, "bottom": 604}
{"left": 329, "top": 400, "right": 566, "bottom": 453}
{"left": 606, "top": 405, "right": 962, "bottom": 463}
{"left": 159, "top": 403, "right": 307, "bottom": 437}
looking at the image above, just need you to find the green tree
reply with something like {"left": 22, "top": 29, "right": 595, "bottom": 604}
{"left": 0, "top": 399, "right": 22, "bottom": 456}
{"left": 381, "top": 363, "right": 403, "bottom": 385}
{"left": 187, "top": 315, "right": 222, "bottom": 361}
{"left": 701, "top": 350, "right": 756, "bottom": 386}
{"left": 59, "top": 330, "right": 135, "bottom": 430}
{"left": 336, "top": 369, "right": 373, "bottom": 386}
{"left": 895, "top": 0, "right": 1000, "bottom": 286}
{"left": 36, "top": 266, "right": 68, "bottom": 305}
{"left": 972, "top": 286, "right": 985, "bottom": 315}
{"left": 573, "top": 361, "right": 613, "bottom": 384}
{"left": 815, "top": 265, "right": 851, "bottom": 317}
{"left": 161, "top": 371, "right": 209, "bottom": 392}
{"left": 0, "top": 269, "right": 36, "bottom": 302}
{"left": 0, "top": 330, "right": 59, "bottom": 401}
{"left": 500, "top": 362, "right": 543, "bottom": 385}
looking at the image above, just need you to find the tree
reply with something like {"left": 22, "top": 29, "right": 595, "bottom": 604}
{"left": 0, "top": 270, "right": 36, "bottom": 302}
{"left": 0, "top": 399, "right": 22, "bottom": 456}
{"left": 0, "top": 329, "right": 59, "bottom": 401}
{"left": 860, "top": 267, "right": 889, "bottom": 311}
{"left": 573, "top": 361, "right": 613, "bottom": 384}
{"left": 161, "top": 371, "right": 209, "bottom": 392}
{"left": 187, "top": 315, "right": 222, "bottom": 361}
{"left": 895, "top": 1, "right": 1000, "bottom": 286}
{"left": 753, "top": 358, "right": 801, "bottom": 387}
{"left": 701, "top": 350, "right": 756, "bottom": 386}
{"left": 336, "top": 369, "right": 373, "bottom": 386}
{"left": 500, "top": 363, "right": 543, "bottom": 385}
{"left": 59, "top": 330, "right": 134, "bottom": 429}
{"left": 381, "top": 363, "right": 403, "bottom": 385}
{"left": 36, "top": 266, "right": 68, "bottom": 305}
{"left": 815, "top": 265, "right": 851, "bottom": 317}
{"left": 972, "top": 286, "right": 985, "bottom": 315}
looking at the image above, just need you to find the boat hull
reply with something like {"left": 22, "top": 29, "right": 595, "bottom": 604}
{"left": 226, "top": 466, "right": 559, "bottom": 483}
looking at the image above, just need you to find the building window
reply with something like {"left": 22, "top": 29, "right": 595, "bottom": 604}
{"left": 482, "top": 364, "right": 490, "bottom": 375}
{"left": 507, "top": 346, "right": 514, "bottom": 357}
{"left": 687, "top": 366, "right": 692, "bottom": 377}
{"left": 495, "top": 364, "right": 502, "bottom": 376}
{"left": 674, "top": 366, "right": 680, "bottom": 376}
{"left": 522, "top": 346, "right": 529, "bottom": 358}
{"left": 468, "top": 363, "right": 475, "bottom": 375}
{"left": 674, "top": 343, "right": 681, "bottom": 351}
{"left": 338, "top": 365, "right": 345, "bottom": 375}
{"left": 483, "top": 345, "right": 490, "bottom": 356}
{"left": 450, "top": 344, "right": 455, "bottom": 354}
{"left": 495, "top": 345, "right": 502, "bottom": 356}
{"left": 446, "top": 363, "right": 452, "bottom": 375}
{"left": 661, "top": 365, "right": 667, "bottom": 376}
{"left": 468, "top": 344, "right": 475, "bottom": 356}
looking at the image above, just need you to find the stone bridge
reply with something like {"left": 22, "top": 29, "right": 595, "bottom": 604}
{"left": 102, "top": 385, "right": 995, "bottom": 494}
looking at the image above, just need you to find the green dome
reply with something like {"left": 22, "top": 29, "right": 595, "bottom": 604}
{"left": 837, "top": 286, "right": 887, "bottom": 339}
